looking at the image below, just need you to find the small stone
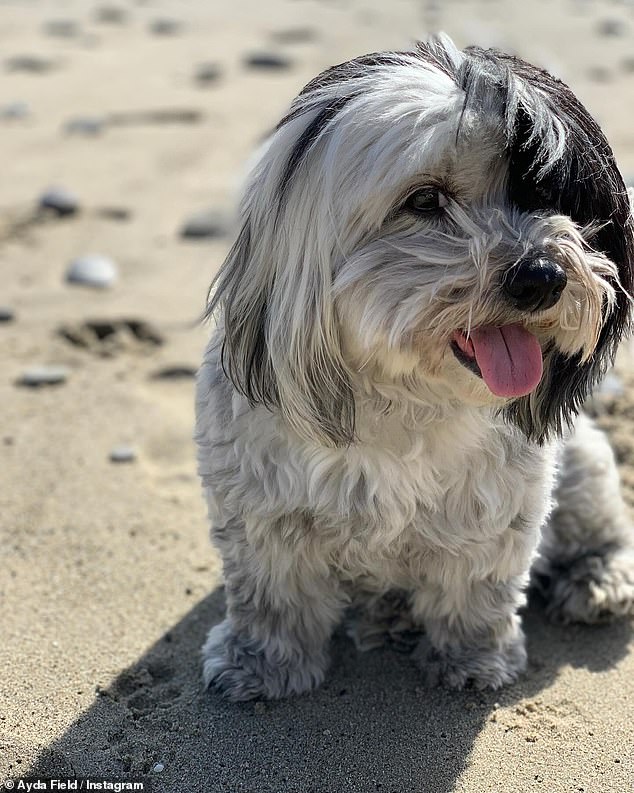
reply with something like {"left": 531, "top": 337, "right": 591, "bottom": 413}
{"left": 270, "top": 27, "right": 317, "bottom": 45}
{"left": 151, "top": 365, "right": 197, "bottom": 380}
{"left": 152, "top": 365, "right": 198, "bottom": 380}
{"left": 44, "top": 19, "right": 79, "bottom": 38}
{"left": 108, "top": 108, "right": 203, "bottom": 126}
{"left": 6, "top": 55, "right": 58, "bottom": 74}
{"left": 39, "top": 186, "right": 80, "bottom": 217}
{"left": 109, "top": 445, "right": 137, "bottom": 463}
{"left": 149, "top": 18, "right": 182, "bottom": 36}
{"left": 587, "top": 66, "right": 612, "bottom": 83}
{"left": 96, "top": 206, "right": 132, "bottom": 222}
{"left": 0, "top": 307, "right": 15, "bottom": 322}
{"left": 19, "top": 366, "right": 69, "bottom": 387}
{"left": 180, "top": 209, "right": 232, "bottom": 240}
{"left": 151, "top": 763, "right": 164, "bottom": 774}
{"left": 64, "top": 116, "right": 106, "bottom": 136}
{"left": 244, "top": 52, "right": 293, "bottom": 71}
{"left": 0, "top": 101, "right": 30, "bottom": 120}
{"left": 65, "top": 255, "right": 118, "bottom": 289}
{"left": 194, "top": 62, "right": 223, "bottom": 85}
{"left": 95, "top": 5, "right": 128, "bottom": 24}
{"left": 598, "top": 18, "right": 627, "bottom": 37}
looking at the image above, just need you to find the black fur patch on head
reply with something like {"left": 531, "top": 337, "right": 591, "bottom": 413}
{"left": 277, "top": 96, "right": 351, "bottom": 201}
{"left": 458, "top": 47, "right": 634, "bottom": 441}
{"left": 277, "top": 52, "right": 412, "bottom": 202}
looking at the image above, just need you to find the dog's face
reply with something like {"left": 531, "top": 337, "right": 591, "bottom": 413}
{"left": 209, "top": 37, "right": 634, "bottom": 446}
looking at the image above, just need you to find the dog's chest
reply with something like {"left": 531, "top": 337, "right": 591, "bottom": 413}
{"left": 314, "top": 416, "right": 547, "bottom": 586}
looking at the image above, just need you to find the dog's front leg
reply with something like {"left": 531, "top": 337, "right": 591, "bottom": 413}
{"left": 412, "top": 573, "right": 528, "bottom": 690}
{"left": 202, "top": 515, "right": 345, "bottom": 701}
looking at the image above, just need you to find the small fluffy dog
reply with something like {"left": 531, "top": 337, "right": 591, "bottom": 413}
{"left": 196, "top": 36, "right": 634, "bottom": 699}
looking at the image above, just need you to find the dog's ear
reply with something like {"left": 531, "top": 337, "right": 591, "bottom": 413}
{"left": 206, "top": 124, "right": 355, "bottom": 448}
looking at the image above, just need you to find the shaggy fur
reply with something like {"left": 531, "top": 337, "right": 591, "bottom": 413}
{"left": 196, "top": 35, "right": 634, "bottom": 700}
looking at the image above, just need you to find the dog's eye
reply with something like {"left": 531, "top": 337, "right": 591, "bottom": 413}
{"left": 405, "top": 187, "right": 449, "bottom": 215}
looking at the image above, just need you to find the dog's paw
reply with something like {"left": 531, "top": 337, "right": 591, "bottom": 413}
{"left": 202, "top": 619, "right": 326, "bottom": 701}
{"left": 417, "top": 636, "right": 527, "bottom": 691}
{"left": 543, "top": 550, "right": 634, "bottom": 624}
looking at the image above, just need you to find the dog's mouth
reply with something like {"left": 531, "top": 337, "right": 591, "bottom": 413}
{"left": 450, "top": 324, "right": 543, "bottom": 398}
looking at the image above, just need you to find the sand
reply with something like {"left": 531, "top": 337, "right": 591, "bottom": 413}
{"left": 1, "top": 1, "right": 633, "bottom": 791}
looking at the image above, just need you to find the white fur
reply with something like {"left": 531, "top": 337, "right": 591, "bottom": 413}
{"left": 195, "top": 37, "right": 634, "bottom": 700}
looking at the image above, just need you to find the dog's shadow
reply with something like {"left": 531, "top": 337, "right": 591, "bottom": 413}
{"left": 25, "top": 588, "right": 632, "bottom": 793}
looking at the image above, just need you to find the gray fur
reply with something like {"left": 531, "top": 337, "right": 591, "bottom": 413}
{"left": 533, "top": 414, "right": 634, "bottom": 623}
{"left": 196, "top": 36, "right": 634, "bottom": 700}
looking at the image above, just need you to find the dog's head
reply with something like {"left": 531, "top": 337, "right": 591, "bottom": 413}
{"left": 208, "top": 35, "right": 634, "bottom": 446}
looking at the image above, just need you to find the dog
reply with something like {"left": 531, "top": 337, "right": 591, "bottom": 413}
{"left": 195, "top": 35, "right": 634, "bottom": 700}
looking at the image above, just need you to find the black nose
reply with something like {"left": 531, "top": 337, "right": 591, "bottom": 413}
{"left": 502, "top": 255, "right": 567, "bottom": 312}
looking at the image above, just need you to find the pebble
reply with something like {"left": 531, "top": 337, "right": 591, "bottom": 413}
{"left": 180, "top": 209, "right": 232, "bottom": 240}
{"left": 0, "top": 101, "right": 30, "bottom": 120}
{"left": 151, "top": 763, "right": 165, "bottom": 774}
{"left": 65, "top": 255, "right": 118, "bottom": 288}
{"left": 587, "top": 66, "right": 612, "bottom": 83}
{"left": 270, "top": 27, "right": 317, "bottom": 44}
{"left": 95, "top": 5, "right": 128, "bottom": 25}
{"left": 0, "top": 307, "right": 15, "bottom": 323}
{"left": 96, "top": 206, "right": 132, "bottom": 222}
{"left": 151, "top": 365, "right": 197, "bottom": 380}
{"left": 149, "top": 18, "right": 182, "bottom": 36}
{"left": 6, "top": 55, "right": 58, "bottom": 74}
{"left": 44, "top": 19, "right": 79, "bottom": 38}
{"left": 19, "top": 366, "right": 69, "bottom": 387}
{"left": 621, "top": 56, "right": 634, "bottom": 73}
{"left": 244, "top": 52, "right": 293, "bottom": 71}
{"left": 39, "top": 186, "right": 80, "bottom": 217}
{"left": 598, "top": 18, "right": 627, "bottom": 36}
{"left": 108, "top": 108, "right": 203, "bottom": 126}
{"left": 64, "top": 116, "right": 106, "bottom": 136}
{"left": 109, "top": 445, "right": 137, "bottom": 463}
{"left": 194, "top": 62, "right": 223, "bottom": 85}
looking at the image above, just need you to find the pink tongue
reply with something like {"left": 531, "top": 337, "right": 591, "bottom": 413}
{"left": 470, "top": 324, "right": 543, "bottom": 397}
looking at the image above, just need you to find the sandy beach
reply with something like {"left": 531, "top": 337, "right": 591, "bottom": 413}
{"left": 1, "top": 0, "right": 633, "bottom": 791}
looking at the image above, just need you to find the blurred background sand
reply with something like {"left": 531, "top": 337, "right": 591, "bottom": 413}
{"left": 1, "top": 1, "right": 633, "bottom": 791}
